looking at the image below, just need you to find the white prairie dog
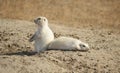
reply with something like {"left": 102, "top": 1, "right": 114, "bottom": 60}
{"left": 48, "top": 37, "right": 89, "bottom": 51}
{"left": 29, "top": 16, "right": 54, "bottom": 53}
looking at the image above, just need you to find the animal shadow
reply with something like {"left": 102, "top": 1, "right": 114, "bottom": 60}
{"left": 2, "top": 49, "right": 88, "bottom": 56}
{"left": 47, "top": 49, "right": 89, "bottom": 52}
{"left": 3, "top": 51, "right": 37, "bottom": 56}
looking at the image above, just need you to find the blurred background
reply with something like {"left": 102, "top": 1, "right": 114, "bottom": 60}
{"left": 0, "top": 0, "right": 120, "bottom": 28}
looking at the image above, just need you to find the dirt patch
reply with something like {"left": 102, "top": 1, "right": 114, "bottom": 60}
{"left": 0, "top": 19, "right": 120, "bottom": 73}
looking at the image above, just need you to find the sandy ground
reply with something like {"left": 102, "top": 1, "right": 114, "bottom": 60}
{"left": 0, "top": 19, "right": 120, "bottom": 73}
{"left": 0, "top": 0, "right": 120, "bottom": 73}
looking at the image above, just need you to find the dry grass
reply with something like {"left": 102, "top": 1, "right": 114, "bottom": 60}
{"left": 0, "top": 0, "right": 120, "bottom": 28}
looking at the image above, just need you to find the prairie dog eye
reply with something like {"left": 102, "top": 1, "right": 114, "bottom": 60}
{"left": 80, "top": 44, "right": 86, "bottom": 47}
{"left": 37, "top": 18, "right": 41, "bottom": 20}
{"left": 82, "top": 45, "right": 86, "bottom": 47}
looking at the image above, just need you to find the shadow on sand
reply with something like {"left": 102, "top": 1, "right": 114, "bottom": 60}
{"left": 1, "top": 49, "right": 88, "bottom": 56}
{"left": 2, "top": 51, "right": 37, "bottom": 56}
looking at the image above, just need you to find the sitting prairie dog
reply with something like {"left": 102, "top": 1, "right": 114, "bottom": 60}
{"left": 29, "top": 16, "right": 54, "bottom": 53}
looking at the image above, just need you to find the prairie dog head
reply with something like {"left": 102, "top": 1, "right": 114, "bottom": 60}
{"left": 34, "top": 16, "right": 48, "bottom": 27}
{"left": 79, "top": 42, "right": 89, "bottom": 51}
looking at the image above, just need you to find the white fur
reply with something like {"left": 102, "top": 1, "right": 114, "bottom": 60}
{"left": 29, "top": 16, "right": 54, "bottom": 53}
{"left": 48, "top": 37, "right": 89, "bottom": 51}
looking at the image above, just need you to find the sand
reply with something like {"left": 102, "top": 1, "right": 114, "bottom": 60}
{"left": 0, "top": 19, "right": 120, "bottom": 73}
{"left": 0, "top": 0, "right": 120, "bottom": 73}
